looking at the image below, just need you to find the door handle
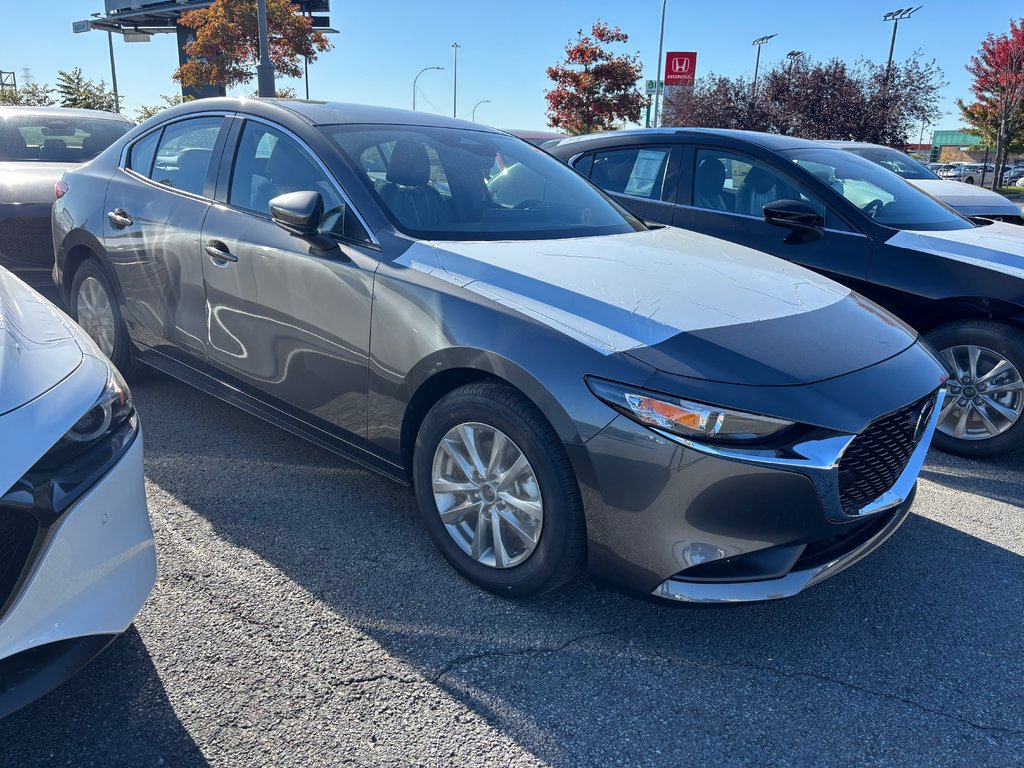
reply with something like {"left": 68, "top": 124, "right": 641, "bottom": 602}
{"left": 205, "top": 241, "right": 238, "bottom": 264}
{"left": 107, "top": 208, "right": 133, "bottom": 228}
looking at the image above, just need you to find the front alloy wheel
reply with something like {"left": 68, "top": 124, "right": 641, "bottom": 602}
{"left": 413, "top": 381, "right": 586, "bottom": 597}
{"left": 431, "top": 422, "right": 543, "bottom": 569}
{"left": 928, "top": 320, "right": 1024, "bottom": 457}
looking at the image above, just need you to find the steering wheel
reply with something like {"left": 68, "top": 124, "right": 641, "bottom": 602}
{"left": 514, "top": 199, "right": 546, "bottom": 210}
{"left": 862, "top": 198, "right": 885, "bottom": 219}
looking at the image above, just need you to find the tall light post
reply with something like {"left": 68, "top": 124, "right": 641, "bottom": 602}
{"left": 451, "top": 43, "right": 461, "bottom": 118}
{"left": 883, "top": 6, "right": 922, "bottom": 72}
{"left": 750, "top": 34, "right": 777, "bottom": 100}
{"left": 255, "top": 0, "right": 276, "bottom": 97}
{"left": 413, "top": 66, "right": 444, "bottom": 110}
{"left": 471, "top": 99, "right": 491, "bottom": 122}
{"left": 91, "top": 13, "right": 120, "bottom": 112}
{"left": 651, "top": 0, "right": 668, "bottom": 129}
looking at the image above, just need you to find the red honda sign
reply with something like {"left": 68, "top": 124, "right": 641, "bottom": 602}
{"left": 665, "top": 52, "right": 697, "bottom": 86}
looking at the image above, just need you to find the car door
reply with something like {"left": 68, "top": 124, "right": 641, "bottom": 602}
{"left": 103, "top": 114, "right": 229, "bottom": 364}
{"left": 672, "top": 145, "right": 874, "bottom": 292}
{"left": 576, "top": 145, "right": 680, "bottom": 224}
{"left": 199, "top": 117, "right": 378, "bottom": 438}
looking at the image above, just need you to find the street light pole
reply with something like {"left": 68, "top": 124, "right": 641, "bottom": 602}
{"left": 883, "top": 6, "right": 922, "bottom": 72}
{"left": 451, "top": 43, "right": 461, "bottom": 118}
{"left": 255, "top": 0, "right": 276, "bottom": 97}
{"left": 412, "top": 66, "right": 444, "bottom": 110}
{"left": 471, "top": 99, "right": 491, "bottom": 122}
{"left": 750, "top": 34, "right": 777, "bottom": 100}
{"left": 106, "top": 31, "right": 120, "bottom": 112}
{"left": 651, "top": 0, "right": 668, "bottom": 129}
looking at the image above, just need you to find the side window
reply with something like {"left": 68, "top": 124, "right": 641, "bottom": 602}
{"left": 128, "top": 130, "right": 160, "bottom": 177}
{"left": 229, "top": 121, "right": 370, "bottom": 244}
{"left": 150, "top": 117, "right": 222, "bottom": 196}
{"left": 590, "top": 147, "right": 671, "bottom": 200}
{"left": 693, "top": 149, "right": 825, "bottom": 221}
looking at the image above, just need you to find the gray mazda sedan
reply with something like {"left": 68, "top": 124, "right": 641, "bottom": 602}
{"left": 51, "top": 99, "right": 946, "bottom": 602}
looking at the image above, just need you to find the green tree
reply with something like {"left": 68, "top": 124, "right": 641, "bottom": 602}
{"left": 55, "top": 68, "right": 118, "bottom": 112}
{"left": 135, "top": 93, "right": 189, "bottom": 122}
{"left": 0, "top": 81, "right": 57, "bottom": 106}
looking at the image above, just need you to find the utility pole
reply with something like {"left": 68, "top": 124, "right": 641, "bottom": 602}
{"left": 651, "top": 0, "right": 668, "bottom": 128}
{"left": 451, "top": 43, "right": 460, "bottom": 118}
{"left": 413, "top": 66, "right": 444, "bottom": 110}
{"left": 256, "top": 0, "right": 276, "bottom": 97}
{"left": 750, "top": 34, "right": 777, "bottom": 100}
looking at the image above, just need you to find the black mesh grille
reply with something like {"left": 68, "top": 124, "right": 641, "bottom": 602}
{"left": 0, "top": 510, "right": 40, "bottom": 616}
{"left": 838, "top": 394, "right": 936, "bottom": 515}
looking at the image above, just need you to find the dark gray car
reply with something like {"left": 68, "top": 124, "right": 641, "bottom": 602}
{"left": 51, "top": 99, "right": 946, "bottom": 602}
{"left": 0, "top": 106, "right": 132, "bottom": 291}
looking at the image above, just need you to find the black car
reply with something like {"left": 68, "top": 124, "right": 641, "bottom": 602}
{"left": 546, "top": 128, "right": 1024, "bottom": 457}
{"left": 51, "top": 99, "right": 945, "bottom": 603}
{"left": 0, "top": 106, "right": 133, "bottom": 291}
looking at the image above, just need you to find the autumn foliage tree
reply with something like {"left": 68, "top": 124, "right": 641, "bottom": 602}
{"left": 545, "top": 21, "right": 646, "bottom": 135}
{"left": 957, "top": 19, "right": 1024, "bottom": 189}
{"left": 663, "top": 52, "right": 944, "bottom": 148}
{"left": 174, "top": 0, "right": 332, "bottom": 91}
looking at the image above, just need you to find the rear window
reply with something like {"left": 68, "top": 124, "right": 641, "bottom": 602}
{"left": 0, "top": 114, "right": 132, "bottom": 162}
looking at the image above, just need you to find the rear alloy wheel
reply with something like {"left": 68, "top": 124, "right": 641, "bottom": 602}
{"left": 70, "top": 260, "right": 133, "bottom": 372}
{"left": 927, "top": 320, "right": 1024, "bottom": 457}
{"left": 413, "top": 381, "right": 586, "bottom": 597}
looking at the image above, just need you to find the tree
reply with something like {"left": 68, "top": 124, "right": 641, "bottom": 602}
{"left": 0, "top": 82, "right": 56, "bottom": 107}
{"left": 55, "top": 68, "right": 118, "bottom": 111}
{"left": 545, "top": 21, "right": 646, "bottom": 135}
{"left": 175, "top": 0, "right": 332, "bottom": 91}
{"left": 135, "top": 93, "right": 190, "bottom": 122}
{"left": 957, "top": 19, "right": 1024, "bottom": 189}
{"left": 663, "top": 52, "right": 944, "bottom": 148}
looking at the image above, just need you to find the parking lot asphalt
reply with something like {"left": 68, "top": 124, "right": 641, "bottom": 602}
{"left": 2, "top": 372, "right": 1022, "bottom": 767}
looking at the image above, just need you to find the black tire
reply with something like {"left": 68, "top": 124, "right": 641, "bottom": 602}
{"left": 413, "top": 380, "right": 586, "bottom": 598}
{"left": 926, "top": 319, "right": 1024, "bottom": 458}
{"left": 69, "top": 259, "right": 135, "bottom": 374}
{"left": 965, "top": 176, "right": 974, "bottom": 185}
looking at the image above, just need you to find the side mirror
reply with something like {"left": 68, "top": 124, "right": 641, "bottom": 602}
{"left": 763, "top": 199, "right": 824, "bottom": 232}
{"left": 269, "top": 191, "right": 337, "bottom": 252}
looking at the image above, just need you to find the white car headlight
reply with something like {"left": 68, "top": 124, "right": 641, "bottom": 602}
{"left": 587, "top": 378, "right": 794, "bottom": 443}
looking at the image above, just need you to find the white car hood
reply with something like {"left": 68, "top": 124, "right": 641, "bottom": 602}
{"left": 887, "top": 222, "right": 1024, "bottom": 279}
{"left": 395, "top": 227, "right": 918, "bottom": 385}
{"left": 908, "top": 179, "right": 1022, "bottom": 217}
{"left": 0, "top": 268, "right": 83, "bottom": 416}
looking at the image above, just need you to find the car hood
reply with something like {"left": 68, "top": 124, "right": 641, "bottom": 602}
{"left": 406, "top": 227, "right": 917, "bottom": 385}
{"left": 0, "top": 161, "right": 79, "bottom": 205}
{"left": 887, "top": 222, "right": 1024, "bottom": 280}
{"left": 908, "top": 179, "right": 1022, "bottom": 217}
{"left": 0, "top": 267, "right": 83, "bottom": 416}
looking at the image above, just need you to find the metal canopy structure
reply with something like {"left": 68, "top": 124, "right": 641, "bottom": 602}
{"left": 75, "top": 1, "right": 337, "bottom": 100}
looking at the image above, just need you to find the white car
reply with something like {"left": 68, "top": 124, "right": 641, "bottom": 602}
{"left": 0, "top": 267, "right": 154, "bottom": 717}
{"left": 824, "top": 143, "right": 1023, "bottom": 225}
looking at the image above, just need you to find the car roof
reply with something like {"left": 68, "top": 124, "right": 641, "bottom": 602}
{"left": 0, "top": 105, "right": 133, "bottom": 123}
{"left": 165, "top": 97, "right": 504, "bottom": 133}
{"left": 547, "top": 127, "right": 823, "bottom": 151}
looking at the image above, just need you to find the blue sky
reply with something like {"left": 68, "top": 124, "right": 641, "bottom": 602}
{"left": 2, "top": 0, "right": 1020, "bottom": 134}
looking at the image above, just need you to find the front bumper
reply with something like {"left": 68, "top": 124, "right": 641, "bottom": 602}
{"left": 0, "top": 433, "right": 155, "bottom": 717}
{"left": 568, "top": 371, "right": 942, "bottom": 603}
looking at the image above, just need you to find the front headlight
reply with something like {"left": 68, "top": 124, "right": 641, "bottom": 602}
{"left": 34, "top": 365, "right": 134, "bottom": 470}
{"left": 587, "top": 378, "right": 794, "bottom": 443}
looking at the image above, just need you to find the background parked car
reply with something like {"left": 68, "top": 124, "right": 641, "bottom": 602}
{"left": 0, "top": 267, "right": 154, "bottom": 718}
{"left": 938, "top": 163, "right": 993, "bottom": 185}
{"left": 52, "top": 98, "right": 945, "bottom": 603}
{"left": 546, "top": 128, "right": 1024, "bottom": 457}
{"left": 821, "top": 141, "right": 1024, "bottom": 224}
{"left": 0, "top": 106, "right": 133, "bottom": 292}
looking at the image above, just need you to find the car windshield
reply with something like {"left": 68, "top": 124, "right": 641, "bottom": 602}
{"left": 0, "top": 114, "right": 132, "bottom": 163}
{"left": 781, "top": 147, "right": 974, "bottom": 231}
{"left": 325, "top": 124, "right": 645, "bottom": 241}
{"left": 840, "top": 145, "right": 937, "bottom": 180}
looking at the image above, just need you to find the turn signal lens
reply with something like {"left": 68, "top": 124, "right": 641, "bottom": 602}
{"left": 588, "top": 378, "right": 794, "bottom": 443}
{"left": 55, "top": 178, "right": 70, "bottom": 199}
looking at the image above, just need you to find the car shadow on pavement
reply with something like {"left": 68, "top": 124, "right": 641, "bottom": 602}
{"left": 918, "top": 448, "right": 1024, "bottom": 509}
{"left": 0, "top": 627, "right": 207, "bottom": 767}
{"left": 91, "top": 374, "right": 1024, "bottom": 765}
